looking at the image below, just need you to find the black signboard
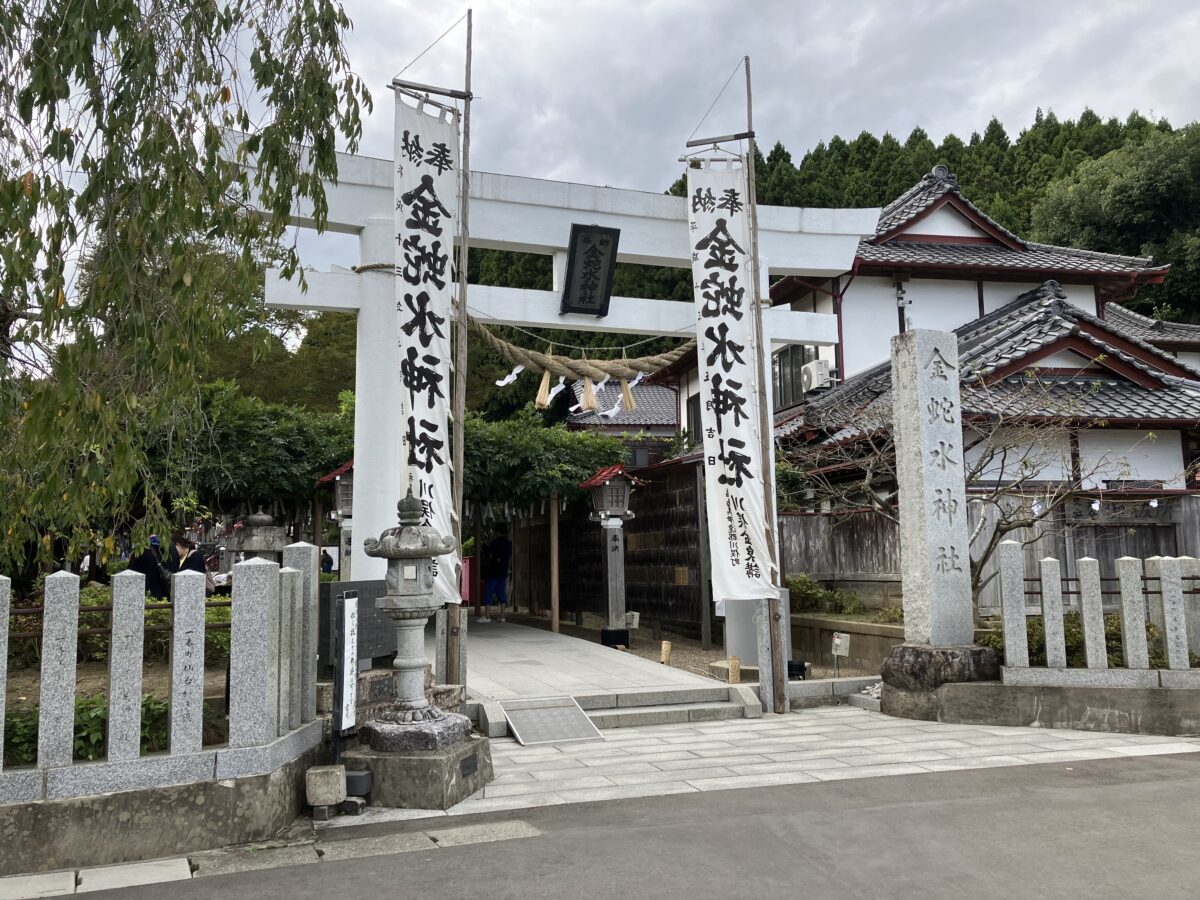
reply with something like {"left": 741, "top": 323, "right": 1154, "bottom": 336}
{"left": 559, "top": 223, "right": 620, "bottom": 317}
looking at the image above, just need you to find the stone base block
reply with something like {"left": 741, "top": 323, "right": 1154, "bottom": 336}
{"left": 342, "top": 734, "right": 493, "bottom": 811}
{"left": 880, "top": 644, "right": 1000, "bottom": 721}
{"left": 880, "top": 684, "right": 941, "bottom": 721}
{"left": 305, "top": 765, "right": 346, "bottom": 807}
{"left": 362, "top": 711, "right": 473, "bottom": 752}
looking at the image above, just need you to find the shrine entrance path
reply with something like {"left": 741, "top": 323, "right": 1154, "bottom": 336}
{"left": 422, "top": 620, "right": 713, "bottom": 701}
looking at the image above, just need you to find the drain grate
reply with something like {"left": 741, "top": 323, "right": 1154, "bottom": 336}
{"left": 500, "top": 697, "right": 604, "bottom": 746}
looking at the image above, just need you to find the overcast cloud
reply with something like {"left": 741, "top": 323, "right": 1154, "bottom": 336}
{"left": 297, "top": 0, "right": 1200, "bottom": 268}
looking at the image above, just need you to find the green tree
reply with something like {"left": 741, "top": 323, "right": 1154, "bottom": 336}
{"left": 0, "top": 0, "right": 370, "bottom": 567}
{"left": 1031, "top": 125, "right": 1200, "bottom": 317}
{"left": 463, "top": 408, "right": 626, "bottom": 512}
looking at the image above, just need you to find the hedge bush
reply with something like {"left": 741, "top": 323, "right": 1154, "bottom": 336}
{"left": 3, "top": 693, "right": 226, "bottom": 767}
{"left": 975, "top": 612, "right": 1200, "bottom": 669}
{"left": 786, "top": 575, "right": 863, "bottom": 616}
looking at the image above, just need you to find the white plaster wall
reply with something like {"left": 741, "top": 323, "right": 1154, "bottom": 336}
{"left": 1078, "top": 429, "right": 1185, "bottom": 489}
{"left": 964, "top": 426, "right": 1071, "bottom": 484}
{"left": 903, "top": 206, "right": 987, "bottom": 238}
{"left": 840, "top": 276, "right": 898, "bottom": 376}
{"left": 903, "top": 278, "right": 979, "bottom": 333}
{"left": 1060, "top": 283, "right": 1099, "bottom": 317}
{"left": 1033, "top": 349, "right": 1094, "bottom": 368}
{"left": 982, "top": 281, "right": 1043, "bottom": 313}
{"left": 681, "top": 368, "right": 701, "bottom": 434}
{"left": 1176, "top": 351, "right": 1200, "bottom": 370}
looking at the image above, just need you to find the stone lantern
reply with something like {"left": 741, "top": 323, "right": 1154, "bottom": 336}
{"left": 580, "top": 465, "right": 640, "bottom": 646}
{"left": 344, "top": 489, "right": 493, "bottom": 810}
{"left": 362, "top": 490, "right": 460, "bottom": 736}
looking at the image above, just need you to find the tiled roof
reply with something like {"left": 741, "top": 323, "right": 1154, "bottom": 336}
{"left": 567, "top": 381, "right": 678, "bottom": 428}
{"left": 856, "top": 239, "right": 1164, "bottom": 275}
{"left": 874, "top": 165, "right": 1024, "bottom": 246}
{"left": 1105, "top": 303, "right": 1200, "bottom": 346}
{"left": 856, "top": 166, "right": 1166, "bottom": 278}
{"left": 778, "top": 281, "right": 1200, "bottom": 442}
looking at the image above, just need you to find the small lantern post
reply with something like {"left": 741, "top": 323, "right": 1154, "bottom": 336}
{"left": 580, "top": 465, "right": 641, "bottom": 647}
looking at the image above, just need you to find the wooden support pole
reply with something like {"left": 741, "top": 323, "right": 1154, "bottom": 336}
{"left": 447, "top": 8, "right": 473, "bottom": 685}
{"left": 695, "top": 464, "right": 713, "bottom": 651}
{"left": 550, "top": 491, "right": 560, "bottom": 633}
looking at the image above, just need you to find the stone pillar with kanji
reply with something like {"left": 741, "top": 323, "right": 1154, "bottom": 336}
{"left": 880, "top": 329, "right": 999, "bottom": 719}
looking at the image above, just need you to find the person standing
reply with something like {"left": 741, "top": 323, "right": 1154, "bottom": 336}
{"left": 478, "top": 524, "right": 512, "bottom": 623}
{"left": 127, "top": 534, "right": 169, "bottom": 600}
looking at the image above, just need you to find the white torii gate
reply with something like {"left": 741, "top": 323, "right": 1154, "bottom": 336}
{"left": 265, "top": 147, "right": 878, "bottom": 596}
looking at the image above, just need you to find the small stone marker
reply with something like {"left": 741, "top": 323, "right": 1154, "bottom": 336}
{"left": 891, "top": 329, "right": 974, "bottom": 646}
{"left": 39, "top": 571, "right": 80, "bottom": 767}
{"left": 727, "top": 656, "right": 741, "bottom": 684}
{"left": 170, "top": 570, "right": 207, "bottom": 755}
{"left": 108, "top": 570, "right": 146, "bottom": 762}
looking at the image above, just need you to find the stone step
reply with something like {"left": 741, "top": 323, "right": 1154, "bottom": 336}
{"left": 586, "top": 700, "right": 745, "bottom": 729}
{"left": 844, "top": 692, "right": 881, "bottom": 713}
{"left": 574, "top": 685, "right": 732, "bottom": 710}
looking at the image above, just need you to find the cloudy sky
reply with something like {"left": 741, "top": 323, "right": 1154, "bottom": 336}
{"left": 298, "top": 0, "right": 1200, "bottom": 268}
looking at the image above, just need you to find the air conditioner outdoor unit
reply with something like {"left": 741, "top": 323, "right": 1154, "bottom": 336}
{"left": 800, "top": 359, "right": 832, "bottom": 393}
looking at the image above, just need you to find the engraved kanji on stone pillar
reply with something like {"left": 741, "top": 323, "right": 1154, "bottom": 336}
{"left": 892, "top": 329, "right": 975, "bottom": 646}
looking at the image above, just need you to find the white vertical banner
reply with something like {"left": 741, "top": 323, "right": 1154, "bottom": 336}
{"left": 687, "top": 163, "right": 777, "bottom": 612}
{"left": 395, "top": 95, "right": 462, "bottom": 604}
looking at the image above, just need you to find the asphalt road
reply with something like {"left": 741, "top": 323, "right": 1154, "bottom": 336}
{"left": 108, "top": 753, "right": 1200, "bottom": 899}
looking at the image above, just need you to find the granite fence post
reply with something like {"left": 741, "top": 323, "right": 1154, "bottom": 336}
{"left": 1039, "top": 557, "right": 1067, "bottom": 668}
{"left": 1157, "top": 557, "right": 1189, "bottom": 671}
{"left": 1077, "top": 558, "right": 1107, "bottom": 670}
{"left": 1144, "top": 556, "right": 1165, "bottom": 635}
{"left": 0, "top": 576, "right": 9, "bottom": 773}
{"left": 278, "top": 567, "right": 302, "bottom": 734}
{"left": 998, "top": 541, "right": 1028, "bottom": 667}
{"left": 169, "top": 571, "right": 207, "bottom": 755}
{"left": 38, "top": 571, "right": 80, "bottom": 767}
{"left": 1115, "top": 556, "right": 1149, "bottom": 670}
{"left": 282, "top": 542, "right": 319, "bottom": 723}
{"left": 107, "top": 571, "right": 146, "bottom": 762}
{"left": 1176, "top": 556, "right": 1200, "bottom": 654}
{"left": 229, "top": 558, "right": 280, "bottom": 747}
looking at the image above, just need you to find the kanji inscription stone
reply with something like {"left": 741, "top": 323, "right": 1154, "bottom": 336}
{"left": 880, "top": 329, "right": 999, "bottom": 720}
{"left": 892, "top": 328, "right": 974, "bottom": 645}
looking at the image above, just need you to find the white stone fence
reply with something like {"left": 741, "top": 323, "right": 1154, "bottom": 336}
{"left": 995, "top": 540, "right": 1200, "bottom": 689}
{"left": 0, "top": 543, "right": 322, "bottom": 806}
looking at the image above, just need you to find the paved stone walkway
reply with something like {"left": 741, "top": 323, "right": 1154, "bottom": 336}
{"left": 324, "top": 705, "right": 1200, "bottom": 827}
{"left": 424, "top": 620, "right": 711, "bottom": 701}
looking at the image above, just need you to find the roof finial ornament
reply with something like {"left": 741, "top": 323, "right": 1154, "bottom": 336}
{"left": 931, "top": 164, "right": 949, "bottom": 180}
